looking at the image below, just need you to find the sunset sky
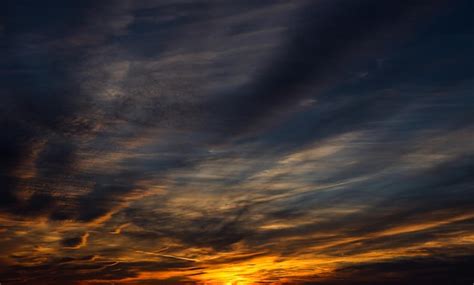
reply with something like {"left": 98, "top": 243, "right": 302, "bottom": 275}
{"left": 1, "top": 1, "right": 474, "bottom": 284}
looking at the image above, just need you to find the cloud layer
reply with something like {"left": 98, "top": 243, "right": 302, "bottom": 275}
{"left": 1, "top": 0, "right": 473, "bottom": 284}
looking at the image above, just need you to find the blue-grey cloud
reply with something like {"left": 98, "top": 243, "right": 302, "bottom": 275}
{"left": 0, "top": 1, "right": 473, "bottom": 284}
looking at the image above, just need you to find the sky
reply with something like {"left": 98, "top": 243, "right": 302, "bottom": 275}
{"left": 0, "top": 0, "right": 473, "bottom": 284}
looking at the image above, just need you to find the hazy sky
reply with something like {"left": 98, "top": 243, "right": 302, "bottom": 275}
{"left": 1, "top": 1, "right": 474, "bottom": 284}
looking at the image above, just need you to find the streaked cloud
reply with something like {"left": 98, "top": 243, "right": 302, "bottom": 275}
{"left": 1, "top": 0, "right": 473, "bottom": 284}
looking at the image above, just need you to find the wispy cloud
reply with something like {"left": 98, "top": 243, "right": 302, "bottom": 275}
{"left": 1, "top": 0, "right": 473, "bottom": 284}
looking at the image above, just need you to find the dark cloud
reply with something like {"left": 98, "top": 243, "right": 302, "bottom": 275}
{"left": 61, "top": 232, "right": 88, "bottom": 249}
{"left": 1, "top": 0, "right": 473, "bottom": 284}
{"left": 0, "top": 258, "right": 196, "bottom": 285}
{"left": 207, "top": 0, "right": 450, "bottom": 136}
{"left": 300, "top": 254, "right": 474, "bottom": 285}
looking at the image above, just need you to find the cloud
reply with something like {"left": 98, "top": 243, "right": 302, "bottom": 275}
{"left": 1, "top": 0, "right": 473, "bottom": 284}
{"left": 301, "top": 254, "right": 474, "bottom": 285}
{"left": 62, "top": 232, "right": 90, "bottom": 249}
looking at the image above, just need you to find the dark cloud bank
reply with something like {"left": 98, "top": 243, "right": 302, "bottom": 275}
{"left": 1, "top": 0, "right": 473, "bottom": 284}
